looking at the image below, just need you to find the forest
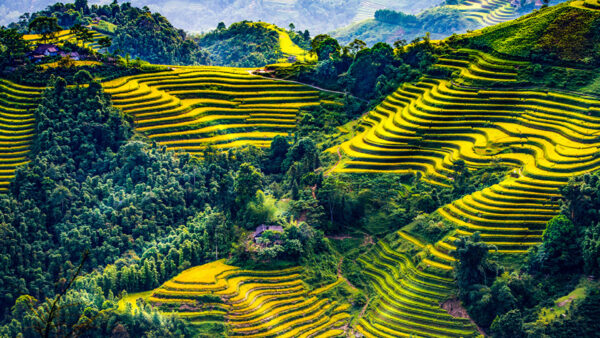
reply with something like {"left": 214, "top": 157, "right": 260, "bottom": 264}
{"left": 0, "top": 0, "right": 599, "bottom": 337}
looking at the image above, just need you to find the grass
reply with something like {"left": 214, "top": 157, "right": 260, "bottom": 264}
{"left": 536, "top": 278, "right": 596, "bottom": 324}
{"left": 117, "top": 291, "right": 153, "bottom": 313}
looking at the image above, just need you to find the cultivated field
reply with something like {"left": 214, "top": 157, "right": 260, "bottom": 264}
{"left": 23, "top": 28, "right": 107, "bottom": 51}
{"left": 143, "top": 260, "right": 350, "bottom": 337}
{"left": 0, "top": 80, "right": 42, "bottom": 193}
{"left": 336, "top": 48, "right": 600, "bottom": 254}
{"left": 453, "top": 0, "right": 518, "bottom": 26}
{"left": 356, "top": 231, "right": 478, "bottom": 337}
{"left": 103, "top": 67, "right": 338, "bottom": 154}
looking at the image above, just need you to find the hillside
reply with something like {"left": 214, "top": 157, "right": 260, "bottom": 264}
{"left": 126, "top": 260, "right": 352, "bottom": 336}
{"left": 329, "top": 3, "right": 600, "bottom": 335}
{"left": 332, "top": 0, "right": 561, "bottom": 45}
{"left": 102, "top": 66, "right": 340, "bottom": 152}
{"left": 0, "top": 80, "right": 42, "bottom": 193}
{"left": 2, "top": 0, "right": 600, "bottom": 338}
{"left": 454, "top": 0, "right": 600, "bottom": 65}
{"left": 194, "top": 21, "right": 314, "bottom": 67}
{"left": 13, "top": 2, "right": 315, "bottom": 68}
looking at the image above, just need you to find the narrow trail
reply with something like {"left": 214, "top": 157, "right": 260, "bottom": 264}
{"left": 337, "top": 256, "right": 358, "bottom": 292}
{"left": 249, "top": 70, "right": 368, "bottom": 102}
{"left": 324, "top": 147, "right": 342, "bottom": 177}
{"left": 249, "top": 70, "right": 347, "bottom": 95}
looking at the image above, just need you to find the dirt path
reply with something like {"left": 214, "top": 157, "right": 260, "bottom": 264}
{"left": 249, "top": 70, "right": 370, "bottom": 103}
{"left": 358, "top": 296, "right": 371, "bottom": 319}
{"left": 327, "top": 235, "right": 353, "bottom": 240}
{"left": 337, "top": 257, "right": 357, "bottom": 291}
{"left": 324, "top": 147, "right": 342, "bottom": 177}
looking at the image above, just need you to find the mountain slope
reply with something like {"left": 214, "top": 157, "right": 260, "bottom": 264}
{"left": 331, "top": 0, "right": 561, "bottom": 46}
{"left": 0, "top": 80, "right": 42, "bottom": 193}
{"left": 102, "top": 67, "right": 341, "bottom": 154}
{"left": 455, "top": 0, "right": 600, "bottom": 64}
{"left": 335, "top": 47, "right": 600, "bottom": 252}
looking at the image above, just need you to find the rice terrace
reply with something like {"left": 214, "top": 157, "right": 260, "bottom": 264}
{"left": 0, "top": 0, "right": 599, "bottom": 337}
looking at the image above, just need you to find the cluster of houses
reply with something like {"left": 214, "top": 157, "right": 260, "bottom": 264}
{"left": 27, "top": 44, "right": 84, "bottom": 63}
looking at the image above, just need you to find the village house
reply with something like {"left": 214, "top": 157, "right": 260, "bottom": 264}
{"left": 253, "top": 225, "right": 283, "bottom": 243}
{"left": 27, "top": 44, "right": 61, "bottom": 62}
{"left": 59, "top": 51, "right": 82, "bottom": 61}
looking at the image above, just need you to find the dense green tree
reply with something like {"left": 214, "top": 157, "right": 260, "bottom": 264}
{"left": 531, "top": 215, "right": 582, "bottom": 273}
{"left": 98, "top": 36, "right": 112, "bottom": 53}
{"left": 265, "top": 135, "right": 290, "bottom": 174}
{"left": 310, "top": 34, "right": 341, "bottom": 61}
{"left": 0, "top": 28, "right": 29, "bottom": 66}
{"left": 28, "top": 16, "right": 62, "bottom": 43}
{"left": 234, "top": 163, "right": 264, "bottom": 208}
{"left": 196, "top": 21, "right": 282, "bottom": 67}
{"left": 454, "top": 233, "right": 498, "bottom": 291}
{"left": 74, "top": 0, "right": 88, "bottom": 12}
{"left": 582, "top": 222, "right": 600, "bottom": 275}
{"left": 490, "top": 309, "right": 524, "bottom": 338}
{"left": 558, "top": 174, "right": 600, "bottom": 228}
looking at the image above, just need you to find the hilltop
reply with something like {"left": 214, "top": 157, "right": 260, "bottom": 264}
{"left": 1, "top": 0, "right": 600, "bottom": 337}
{"left": 9, "top": 1, "right": 314, "bottom": 68}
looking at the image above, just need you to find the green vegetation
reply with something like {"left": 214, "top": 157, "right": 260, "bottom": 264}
{"left": 194, "top": 21, "right": 313, "bottom": 67}
{"left": 195, "top": 21, "right": 283, "bottom": 67}
{"left": 11, "top": 1, "right": 210, "bottom": 65}
{"left": 1, "top": 1, "right": 600, "bottom": 337}
{"left": 331, "top": 0, "right": 535, "bottom": 46}
{"left": 453, "top": 1, "right": 600, "bottom": 66}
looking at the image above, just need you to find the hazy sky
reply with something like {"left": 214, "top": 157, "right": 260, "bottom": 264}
{"left": 0, "top": 0, "right": 442, "bottom": 34}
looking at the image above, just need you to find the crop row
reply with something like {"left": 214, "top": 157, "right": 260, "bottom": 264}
{"left": 146, "top": 260, "right": 349, "bottom": 336}
{"left": 356, "top": 233, "right": 478, "bottom": 337}
{"left": 0, "top": 80, "right": 42, "bottom": 192}
{"left": 337, "top": 51, "right": 600, "bottom": 251}
{"left": 105, "top": 68, "right": 333, "bottom": 154}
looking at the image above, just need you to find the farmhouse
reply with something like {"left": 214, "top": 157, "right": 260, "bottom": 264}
{"left": 253, "top": 225, "right": 283, "bottom": 243}
{"left": 35, "top": 44, "right": 60, "bottom": 56}
{"left": 28, "top": 44, "right": 61, "bottom": 61}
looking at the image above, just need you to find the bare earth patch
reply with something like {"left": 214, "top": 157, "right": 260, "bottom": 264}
{"left": 441, "top": 298, "right": 487, "bottom": 336}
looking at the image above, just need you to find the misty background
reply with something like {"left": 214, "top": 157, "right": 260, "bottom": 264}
{"left": 0, "top": 0, "right": 442, "bottom": 34}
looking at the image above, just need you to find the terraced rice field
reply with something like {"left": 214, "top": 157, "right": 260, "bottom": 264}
{"left": 572, "top": 0, "right": 600, "bottom": 9}
{"left": 335, "top": 48, "right": 600, "bottom": 253}
{"left": 104, "top": 67, "right": 336, "bottom": 154}
{"left": 352, "top": 0, "right": 399, "bottom": 22}
{"left": 0, "top": 80, "right": 43, "bottom": 193}
{"left": 256, "top": 23, "right": 317, "bottom": 63}
{"left": 453, "top": 0, "right": 518, "bottom": 26}
{"left": 356, "top": 231, "right": 478, "bottom": 337}
{"left": 147, "top": 260, "right": 350, "bottom": 337}
{"left": 23, "top": 28, "right": 107, "bottom": 51}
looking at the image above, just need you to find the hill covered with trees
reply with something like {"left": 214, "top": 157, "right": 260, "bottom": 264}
{"left": 0, "top": 0, "right": 600, "bottom": 337}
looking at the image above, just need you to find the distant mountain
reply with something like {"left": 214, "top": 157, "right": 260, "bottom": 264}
{"left": 116, "top": 0, "right": 443, "bottom": 34}
{"left": 331, "top": 0, "right": 568, "bottom": 46}
{"left": 0, "top": 0, "right": 442, "bottom": 34}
